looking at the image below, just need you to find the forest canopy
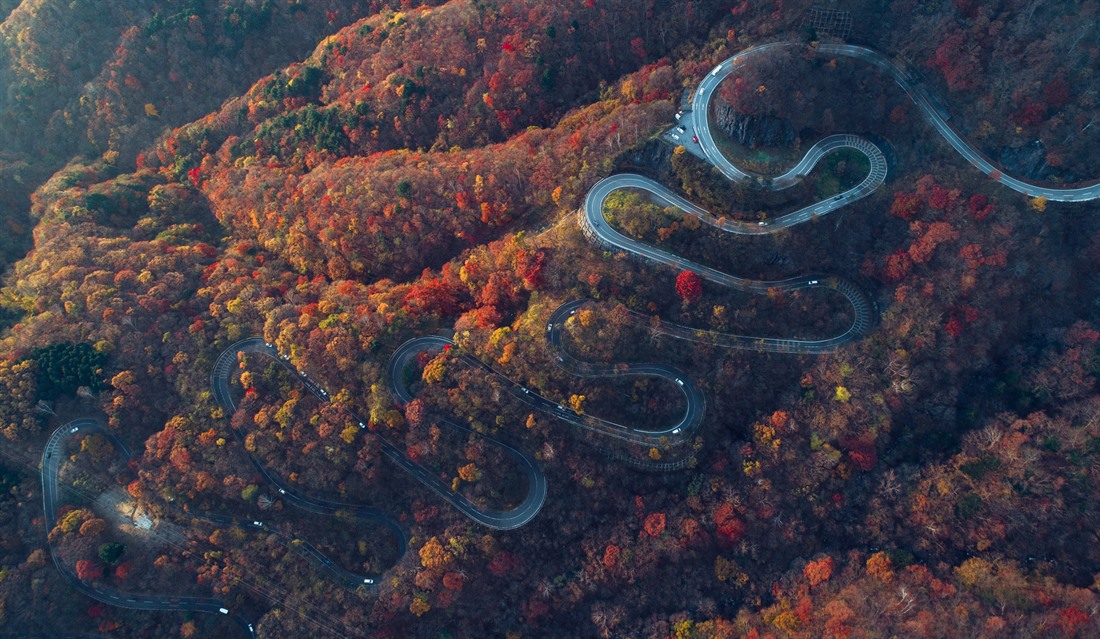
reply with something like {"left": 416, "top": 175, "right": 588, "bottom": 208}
{"left": 1, "top": 0, "right": 1100, "bottom": 637}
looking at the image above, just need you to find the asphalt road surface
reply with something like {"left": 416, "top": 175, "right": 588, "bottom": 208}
{"left": 44, "top": 37, "right": 1096, "bottom": 638}
{"left": 389, "top": 330, "right": 703, "bottom": 449}
{"left": 211, "top": 339, "right": 409, "bottom": 558}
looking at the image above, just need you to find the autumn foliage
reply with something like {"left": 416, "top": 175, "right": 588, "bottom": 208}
{"left": 643, "top": 512, "right": 666, "bottom": 537}
{"left": 675, "top": 270, "right": 703, "bottom": 303}
{"left": 803, "top": 556, "right": 834, "bottom": 587}
{"left": 74, "top": 560, "right": 103, "bottom": 583}
{"left": 6, "top": 1, "right": 1100, "bottom": 637}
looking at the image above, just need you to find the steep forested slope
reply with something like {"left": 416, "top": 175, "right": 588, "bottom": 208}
{"left": 0, "top": 0, "right": 442, "bottom": 269}
{"left": 2, "top": 0, "right": 1100, "bottom": 637}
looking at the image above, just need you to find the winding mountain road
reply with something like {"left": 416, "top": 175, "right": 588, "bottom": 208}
{"left": 41, "top": 420, "right": 258, "bottom": 639}
{"left": 217, "top": 338, "right": 546, "bottom": 531}
{"left": 582, "top": 174, "right": 876, "bottom": 352}
{"left": 40, "top": 38, "right": 1100, "bottom": 638}
{"left": 558, "top": 36, "right": 1100, "bottom": 465}
{"left": 390, "top": 328, "right": 703, "bottom": 449}
{"left": 690, "top": 41, "right": 1100, "bottom": 202}
{"left": 211, "top": 339, "right": 408, "bottom": 579}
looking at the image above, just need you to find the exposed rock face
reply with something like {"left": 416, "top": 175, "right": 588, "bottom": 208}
{"left": 999, "top": 141, "right": 1055, "bottom": 182}
{"left": 713, "top": 102, "right": 796, "bottom": 149}
{"left": 613, "top": 138, "right": 675, "bottom": 182}
{"left": 616, "top": 138, "right": 673, "bottom": 171}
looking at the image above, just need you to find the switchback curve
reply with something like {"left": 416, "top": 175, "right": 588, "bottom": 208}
{"left": 691, "top": 41, "right": 1100, "bottom": 202}
{"left": 384, "top": 336, "right": 549, "bottom": 529}
{"left": 218, "top": 338, "right": 546, "bottom": 531}
{"left": 211, "top": 339, "right": 408, "bottom": 580}
{"left": 42, "top": 420, "right": 257, "bottom": 639}
{"left": 390, "top": 329, "right": 704, "bottom": 450}
{"left": 582, "top": 174, "right": 876, "bottom": 353}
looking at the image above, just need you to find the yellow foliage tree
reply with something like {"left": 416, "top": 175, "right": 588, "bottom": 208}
{"left": 110, "top": 370, "right": 135, "bottom": 389}
{"left": 457, "top": 463, "right": 481, "bottom": 482}
{"left": 866, "top": 551, "right": 894, "bottom": 582}
{"left": 409, "top": 596, "right": 431, "bottom": 617}
{"left": 771, "top": 610, "right": 800, "bottom": 632}
{"left": 419, "top": 537, "right": 453, "bottom": 571}
{"left": 59, "top": 509, "right": 87, "bottom": 533}
{"left": 673, "top": 620, "right": 694, "bottom": 639}
{"left": 422, "top": 358, "right": 446, "bottom": 384}
{"left": 955, "top": 557, "right": 993, "bottom": 587}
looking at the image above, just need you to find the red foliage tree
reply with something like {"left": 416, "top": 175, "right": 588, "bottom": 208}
{"left": 1060, "top": 607, "right": 1091, "bottom": 635}
{"left": 803, "top": 556, "right": 834, "bottom": 587}
{"left": 714, "top": 502, "right": 745, "bottom": 547}
{"left": 846, "top": 440, "right": 878, "bottom": 472}
{"left": 114, "top": 561, "right": 132, "bottom": 580}
{"left": 931, "top": 31, "right": 981, "bottom": 91}
{"left": 958, "top": 244, "right": 984, "bottom": 270}
{"left": 967, "top": 194, "right": 991, "bottom": 221}
{"left": 75, "top": 560, "right": 103, "bottom": 582}
{"left": 675, "top": 270, "right": 703, "bottom": 303}
{"left": 1012, "top": 102, "right": 1046, "bottom": 127}
{"left": 644, "top": 513, "right": 666, "bottom": 537}
{"left": 442, "top": 572, "right": 465, "bottom": 592}
{"left": 401, "top": 275, "right": 461, "bottom": 317}
{"left": 489, "top": 551, "right": 517, "bottom": 577}
{"left": 927, "top": 184, "right": 958, "bottom": 211}
{"left": 884, "top": 250, "right": 912, "bottom": 283}
{"left": 908, "top": 222, "right": 959, "bottom": 264}
{"left": 890, "top": 191, "right": 922, "bottom": 220}
{"left": 603, "top": 544, "right": 621, "bottom": 570}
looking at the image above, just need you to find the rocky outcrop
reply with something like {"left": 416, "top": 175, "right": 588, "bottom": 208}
{"left": 999, "top": 141, "right": 1053, "bottom": 182}
{"left": 613, "top": 138, "right": 676, "bottom": 182}
{"left": 713, "top": 102, "right": 796, "bottom": 149}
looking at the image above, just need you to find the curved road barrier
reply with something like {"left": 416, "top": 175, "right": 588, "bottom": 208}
{"left": 217, "top": 338, "right": 546, "bottom": 530}
{"left": 562, "top": 36, "right": 1100, "bottom": 464}
{"left": 42, "top": 419, "right": 258, "bottom": 639}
